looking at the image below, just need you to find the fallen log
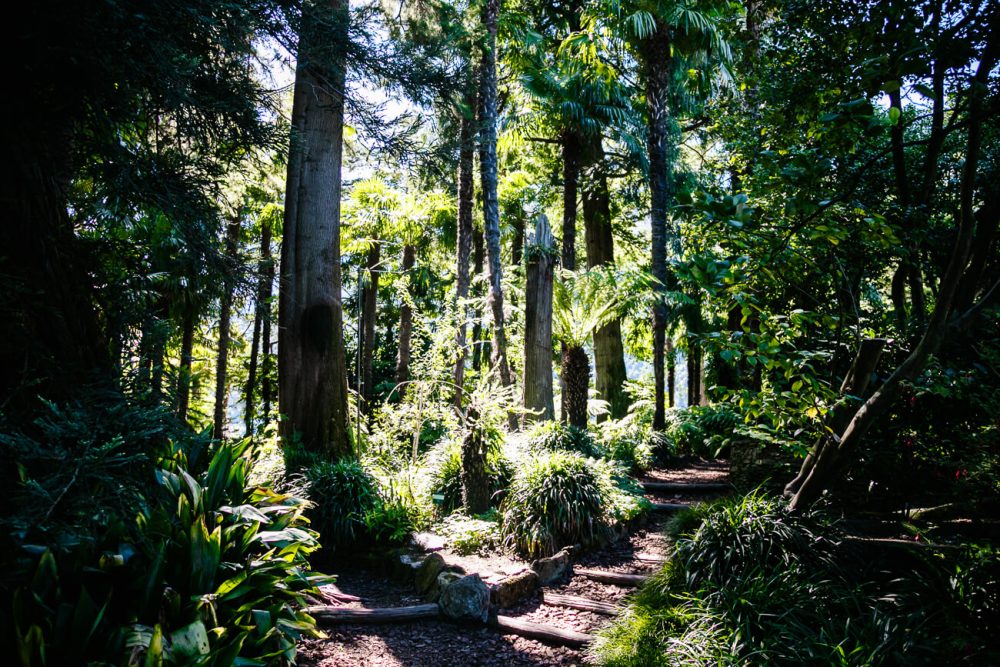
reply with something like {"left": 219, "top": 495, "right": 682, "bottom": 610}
{"left": 575, "top": 568, "right": 649, "bottom": 586}
{"left": 650, "top": 502, "right": 688, "bottom": 512}
{"left": 490, "top": 614, "right": 592, "bottom": 648}
{"left": 542, "top": 592, "right": 621, "bottom": 616}
{"left": 642, "top": 482, "right": 731, "bottom": 493}
{"left": 306, "top": 604, "right": 440, "bottom": 624}
{"left": 634, "top": 553, "right": 668, "bottom": 564}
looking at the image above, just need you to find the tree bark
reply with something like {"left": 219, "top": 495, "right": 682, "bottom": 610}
{"left": 177, "top": 306, "right": 197, "bottom": 423}
{"left": 472, "top": 225, "right": 485, "bottom": 373}
{"left": 395, "top": 244, "right": 416, "bottom": 391}
{"left": 462, "top": 407, "right": 491, "bottom": 514}
{"left": 478, "top": 0, "right": 517, "bottom": 429}
{"left": 245, "top": 221, "right": 273, "bottom": 437}
{"left": 261, "top": 238, "right": 276, "bottom": 427}
{"left": 361, "top": 242, "right": 380, "bottom": 410}
{"left": 581, "top": 133, "right": 628, "bottom": 420}
{"left": 278, "top": 0, "right": 352, "bottom": 458}
{"left": 524, "top": 215, "right": 555, "bottom": 423}
{"left": 561, "top": 345, "right": 590, "bottom": 429}
{"left": 562, "top": 130, "right": 581, "bottom": 271}
{"left": 644, "top": 23, "right": 675, "bottom": 430}
{"left": 454, "top": 80, "right": 477, "bottom": 405}
{"left": 213, "top": 214, "right": 241, "bottom": 441}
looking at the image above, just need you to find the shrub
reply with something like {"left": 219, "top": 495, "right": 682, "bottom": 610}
{"left": 663, "top": 404, "right": 740, "bottom": 457}
{"left": 500, "top": 451, "right": 608, "bottom": 558}
{"left": 525, "top": 420, "right": 604, "bottom": 458}
{"left": 597, "top": 417, "right": 657, "bottom": 473}
{"left": 593, "top": 459, "right": 652, "bottom": 524}
{"left": 434, "top": 511, "right": 501, "bottom": 555}
{"left": 426, "top": 438, "right": 513, "bottom": 513}
{"left": 303, "top": 459, "right": 381, "bottom": 552}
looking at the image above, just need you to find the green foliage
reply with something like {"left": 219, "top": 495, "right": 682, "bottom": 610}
{"left": 500, "top": 451, "right": 608, "bottom": 558}
{"left": 663, "top": 404, "right": 740, "bottom": 457}
{"left": 303, "top": 459, "right": 381, "bottom": 552}
{"left": 524, "top": 420, "right": 603, "bottom": 458}
{"left": 426, "top": 438, "right": 513, "bottom": 513}
{"left": 434, "top": 511, "right": 501, "bottom": 556}
{"left": 597, "top": 412, "right": 659, "bottom": 474}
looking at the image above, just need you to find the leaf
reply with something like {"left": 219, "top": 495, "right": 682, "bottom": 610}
{"left": 888, "top": 107, "right": 901, "bottom": 125}
{"left": 170, "top": 620, "right": 210, "bottom": 658}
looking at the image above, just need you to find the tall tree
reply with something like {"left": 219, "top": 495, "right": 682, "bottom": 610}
{"left": 213, "top": 214, "right": 242, "bottom": 441}
{"left": 279, "top": 0, "right": 352, "bottom": 458}
{"left": 453, "top": 74, "right": 478, "bottom": 404}
{"left": 523, "top": 215, "right": 556, "bottom": 422}
{"left": 245, "top": 213, "right": 275, "bottom": 437}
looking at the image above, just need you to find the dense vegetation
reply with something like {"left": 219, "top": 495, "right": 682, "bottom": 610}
{"left": 2, "top": 0, "right": 998, "bottom": 664}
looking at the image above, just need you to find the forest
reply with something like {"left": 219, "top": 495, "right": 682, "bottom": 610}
{"left": 2, "top": 0, "right": 998, "bottom": 664}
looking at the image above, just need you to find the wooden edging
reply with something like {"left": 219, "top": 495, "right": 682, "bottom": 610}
{"left": 306, "top": 604, "right": 440, "bottom": 623}
{"left": 642, "top": 482, "right": 732, "bottom": 493}
{"left": 575, "top": 568, "right": 649, "bottom": 586}
{"left": 490, "top": 614, "right": 593, "bottom": 648}
{"left": 542, "top": 592, "right": 621, "bottom": 616}
{"left": 650, "top": 502, "right": 688, "bottom": 512}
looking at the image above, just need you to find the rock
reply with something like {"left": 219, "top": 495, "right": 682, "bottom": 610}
{"left": 425, "top": 570, "right": 464, "bottom": 603}
{"left": 389, "top": 551, "right": 425, "bottom": 584}
{"left": 490, "top": 570, "right": 538, "bottom": 608}
{"left": 411, "top": 531, "right": 447, "bottom": 552}
{"left": 438, "top": 573, "right": 490, "bottom": 623}
{"left": 414, "top": 552, "right": 446, "bottom": 594}
{"left": 531, "top": 546, "right": 573, "bottom": 585}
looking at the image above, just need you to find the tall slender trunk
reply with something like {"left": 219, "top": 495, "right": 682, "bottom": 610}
{"left": 472, "top": 225, "right": 485, "bottom": 373}
{"left": 581, "top": 133, "right": 628, "bottom": 420}
{"left": 245, "top": 221, "right": 273, "bottom": 437}
{"left": 644, "top": 23, "right": 674, "bottom": 430}
{"left": 524, "top": 215, "right": 555, "bottom": 423}
{"left": 562, "top": 133, "right": 581, "bottom": 271}
{"left": 361, "top": 242, "right": 380, "bottom": 410}
{"left": 261, "top": 237, "right": 276, "bottom": 427}
{"left": 454, "top": 77, "right": 478, "bottom": 405}
{"left": 214, "top": 214, "right": 241, "bottom": 441}
{"left": 177, "top": 306, "right": 196, "bottom": 423}
{"left": 666, "top": 336, "right": 675, "bottom": 409}
{"left": 478, "top": 0, "right": 516, "bottom": 428}
{"left": 396, "top": 244, "right": 416, "bottom": 391}
{"left": 278, "top": 0, "right": 352, "bottom": 458}
{"left": 512, "top": 214, "right": 525, "bottom": 268}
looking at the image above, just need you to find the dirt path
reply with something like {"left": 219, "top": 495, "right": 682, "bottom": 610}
{"left": 297, "top": 461, "right": 730, "bottom": 667}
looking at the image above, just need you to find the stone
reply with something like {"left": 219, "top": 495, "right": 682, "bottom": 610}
{"left": 389, "top": 551, "right": 425, "bottom": 584}
{"left": 414, "top": 552, "right": 446, "bottom": 594}
{"left": 530, "top": 546, "right": 573, "bottom": 585}
{"left": 490, "top": 570, "right": 538, "bottom": 608}
{"left": 410, "top": 531, "right": 447, "bottom": 552}
{"left": 425, "top": 570, "right": 464, "bottom": 603}
{"left": 438, "top": 573, "right": 490, "bottom": 623}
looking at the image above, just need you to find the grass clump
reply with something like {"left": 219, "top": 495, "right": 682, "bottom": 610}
{"left": 525, "top": 420, "right": 604, "bottom": 458}
{"left": 434, "top": 510, "right": 501, "bottom": 555}
{"left": 426, "top": 437, "right": 513, "bottom": 513}
{"left": 500, "top": 451, "right": 608, "bottom": 558}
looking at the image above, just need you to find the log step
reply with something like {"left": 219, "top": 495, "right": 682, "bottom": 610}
{"left": 642, "top": 481, "right": 731, "bottom": 493}
{"left": 575, "top": 568, "right": 649, "bottom": 586}
{"left": 634, "top": 552, "right": 668, "bottom": 564}
{"left": 542, "top": 592, "right": 622, "bottom": 616}
{"left": 490, "top": 614, "right": 592, "bottom": 648}
{"left": 650, "top": 502, "right": 688, "bottom": 512}
{"left": 307, "top": 603, "right": 440, "bottom": 624}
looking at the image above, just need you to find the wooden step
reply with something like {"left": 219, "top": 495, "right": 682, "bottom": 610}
{"left": 642, "top": 481, "right": 731, "bottom": 493}
{"left": 575, "top": 568, "right": 649, "bottom": 586}
{"left": 307, "top": 603, "right": 440, "bottom": 624}
{"left": 650, "top": 502, "right": 688, "bottom": 512}
{"left": 490, "top": 614, "right": 592, "bottom": 648}
{"left": 542, "top": 592, "right": 622, "bottom": 616}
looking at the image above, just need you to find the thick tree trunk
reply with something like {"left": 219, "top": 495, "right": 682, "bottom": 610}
{"left": 278, "top": 0, "right": 352, "bottom": 458}
{"left": 581, "top": 133, "right": 628, "bottom": 420}
{"left": 524, "top": 215, "right": 555, "bottom": 423}
{"left": 454, "top": 82, "right": 477, "bottom": 405}
{"left": 361, "top": 242, "right": 380, "bottom": 410}
{"left": 245, "top": 221, "right": 273, "bottom": 437}
{"left": 562, "top": 345, "right": 590, "bottom": 429}
{"left": 177, "top": 306, "right": 196, "bottom": 423}
{"left": 213, "top": 214, "right": 241, "bottom": 441}
{"left": 396, "top": 244, "right": 416, "bottom": 391}
{"left": 478, "top": 0, "right": 517, "bottom": 430}
{"left": 644, "top": 25, "right": 674, "bottom": 430}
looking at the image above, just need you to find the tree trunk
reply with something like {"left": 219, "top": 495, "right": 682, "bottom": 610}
{"left": 261, "top": 238, "right": 276, "bottom": 427}
{"left": 177, "top": 306, "right": 196, "bottom": 423}
{"left": 454, "top": 81, "right": 477, "bottom": 405}
{"left": 462, "top": 407, "right": 491, "bottom": 514}
{"left": 562, "top": 130, "right": 580, "bottom": 271}
{"left": 524, "top": 215, "right": 555, "bottom": 423}
{"left": 478, "top": 0, "right": 517, "bottom": 430}
{"left": 278, "top": 0, "right": 352, "bottom": 458}
{"left": 644, "top": 24, "right": 674, "bottom": 430}
{"left": 562, "top": 345, "right": 590, "bottom": 429}
{"left": 581, "top": 133, "right": 628, "bottom": 420}
{"left": 245, "top": 221, "right": 273, "bottom": 437}
{"left": 396, "top": 244, "right": 416, "bottom": 392}
{"left": 213, "top": 214, "right": 241, "bottom": 441}
{"left": 472, "top": 225, "right": 485, "bottom": 373}
{"left": 666, "top": 335, "right": 675, "bottom": 408}
{"left": 361, "top": 242, "right": 380, "bottom": 410}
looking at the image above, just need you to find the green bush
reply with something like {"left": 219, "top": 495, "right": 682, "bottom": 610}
{"left": 426, "top": 438, "right": 513, "bottom": 513}
{"left": 303, "top": 459, "right": 381, "bottom": 552}
{"left": 597, "top": 417, "right": 657, "bottom": 473}
{"left": 525, "top": 420, "right": 604, "bottom": 458}
{"left": 434, "top": 511, "right": 501, "bottom": 555}
{"left": 663, "top": 404, "right": 740, "bottom": 457}
{"left": 500, "top": 451, "right": 608, "bottom": 558}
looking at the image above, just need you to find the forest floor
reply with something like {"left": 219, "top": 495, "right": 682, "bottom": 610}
{"left": 297, "top": 460, "right": 730, "bottom": 667}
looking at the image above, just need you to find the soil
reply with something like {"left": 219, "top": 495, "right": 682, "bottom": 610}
{"left": 297, "top": 460, "right": 729, "bottom": 667}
